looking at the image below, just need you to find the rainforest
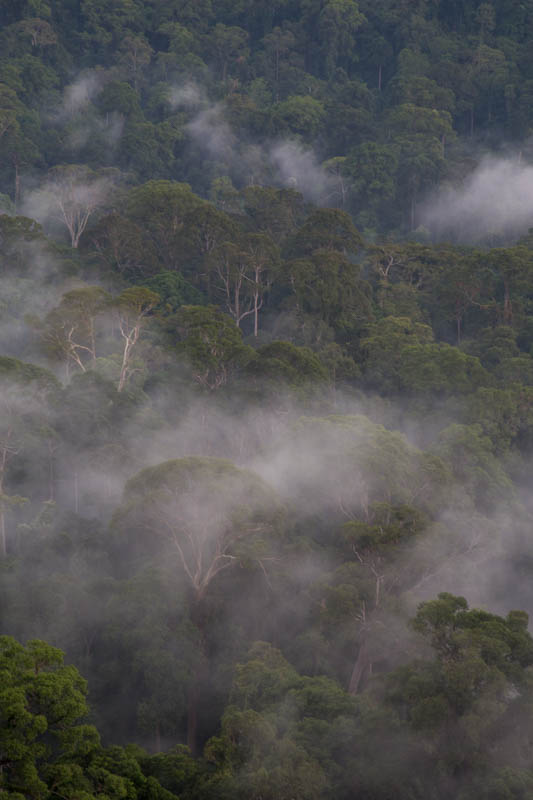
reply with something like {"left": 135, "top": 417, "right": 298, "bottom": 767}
{"left": 4, "top": 1, "right": 533, "bottom": 798}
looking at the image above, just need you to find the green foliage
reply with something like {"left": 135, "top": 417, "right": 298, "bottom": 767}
{"left": 273, "top": 94, "right": 326, "bottom": 138}
{"left": 125, "top": 181, "right": 204, "bottom": 272}
{"left": 98, "top": 80, "right": 142, "bottom": 117}
{"left": 281, "top": 414, "right": 450, "bottom": 522}
{"left": 391, "top": 592, "right": 533, "bottom": 724}
{"left": 286, "top": 208, "right": 363, "bottom": 258}
{"left": 113, "top": 456, "right": 282, "bottom": 601}
{"left": 246, "top": 340, "right": 328, "bottom": 397}
{"left": 142, "top": 272, "right": 204, "bottom": 313}
{"left": 0, "top": 355, "right": 59, "bottom": 392}
{"left": 5, "top": 4, "right": 533, "bottom": 797}
{"left": 434, "top": 423, "right": 514, "bottom": 508}
{"left": 175, "top": 305, "right": 253, "bottom": 391}
{"left": 0, "top": 635, "right": 89, "bottom": 796}
{"left": 204, "top": 643, "right": 352, "bottom": 800}
{"left": 361, "top": 316, "right": 490, "bottom": 396}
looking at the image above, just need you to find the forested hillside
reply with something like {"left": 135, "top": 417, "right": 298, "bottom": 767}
{"left": 4, "top": 1, "right": 533, "bottom": 798}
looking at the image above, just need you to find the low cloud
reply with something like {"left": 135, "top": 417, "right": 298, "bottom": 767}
{"left": 61, "top": 73, "right": 105, "bottom": 117}
{"left": 421, "top": 155, "right": 533, "bottom": 242}
{"left": 185, "top": 98, "right": 336, "bottom": 203}
{"left": 269, "top": 140, "right": 336, "bottom": 204}
{"left": 51, "top": 71, "right": 124, "bottom": 154}
{"left": 169, "top": 83, "right": 205, "bottom": 110}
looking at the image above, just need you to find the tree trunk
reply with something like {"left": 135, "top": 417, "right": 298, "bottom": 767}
{"left": 348, "top": 638, "right": 369, "bottom": 695}
{"left": 503, "top": 280, "right": 512, "bottom": 325}
{"left": 187, "top": 595, "right": 208, "bottom": 755}
{"left": 48, "top": 446, "right": 55, "bottom": 501}
{"left": 0, "top": 508, "right": 6, "bottom": 558}
{"left": 74, "top": 471, "right": 79, "bottom": 514}
{"left": 186, "top": 681, "right": 199, "bottom": 754}
{"left": 0, "top": 468, "right": 6, "bottom": 557}
{"left": 14, "top": 160, "right": 20, "bottom": 212}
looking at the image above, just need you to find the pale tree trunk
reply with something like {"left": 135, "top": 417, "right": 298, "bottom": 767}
{"left": 0, "top": 511, "right": 5, "bottom": 558}
{"left": 348, "top": 638, "right": 369, "bottom": 695}
{"left": 215, "top": 255, "right": 254, "bottom": 328}
{"left": 503, "top": 280, "right": 512, "bottom": 325}
{"left": 254, "top": 291, "right": 260, "bottom": 337}
{"left": 88, "top": 317, "right": 97, "bottom": 364}
{"left": 117, "top": 321, "right": 141, "bottom": 392}
{"left": 58, "top": 198, "right": 93, "bottom": 249}
{"left": 347, "top": 560, "right": 383, "bottom": 694}
{"left": 0, "top": 438, "right": 13, "bottom": 558}
{"left": 253, "top": 266, "right": 264, "bottom": 337}
{"left": 14, "top": 159, "right": 20, "bottom": 212}
{"left": 48, "top": 440, "right": 57, "bottom": 501}
{"left": 74, "top": 471, "right": 79, "bottom": 514}
{"left": 234, "top": 283, "right": 240, "bottom": 326}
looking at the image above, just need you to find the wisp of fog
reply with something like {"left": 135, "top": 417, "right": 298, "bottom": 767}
{"left": 421, "top": 155, "right": 533, "bottom": 242}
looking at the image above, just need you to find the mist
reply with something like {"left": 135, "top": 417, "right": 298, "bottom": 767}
{"left": 421, "top": 155, "right": 533, "bottom": 242}
{"left": 59, "top": 72, "right": 106, "bottom": 118}
{"left": 6, "top": 2, "right": 533, "bottom": 794}
{"left": 2, "top": 260, "right": 533, "bottom": 786}
{"left": 182, "top": 86, "right": 335, "bottom": 202}
{"left": 12, "top": 369, "right": 532, "bottom": 617}
{"left": 22, "top": 171, "right": 115, "bottom": 248}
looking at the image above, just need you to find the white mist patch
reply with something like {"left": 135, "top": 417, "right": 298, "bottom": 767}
{"left": 187, "top": 104, "right": 237, "bottom": 162}
{"left": 61, "top": 73, "right": 104, "bottom": 117}
{"left": 169, "top": 83, "right": 205, "bottom": 110}
{"left": 22, "top": 172, "right": 113, "bottom": 247}
{"left": 421, "top": 156, "right": 533, "bottom": 241}
{"left": 49, "top": 71, "right": 124, "bottom": 154}
{"left": 185, "top": 100, "right": 335, "bottom": 202}
{"left": 269, "top": 140, "right": 336, "bottom": 204}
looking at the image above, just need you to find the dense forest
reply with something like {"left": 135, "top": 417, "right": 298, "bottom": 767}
{"left": 5, "top": 1, "right": 533, "bottom": 798}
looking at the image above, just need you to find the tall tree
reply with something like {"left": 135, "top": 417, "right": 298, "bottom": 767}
{"left": 29, "top": 165, "right": 114, "bottom": 248}
{"left": 114, "top": 287, "right": 159, "bottom": 392}
{"left": 34, "top": 287, "right": 111, "bottom": 377}
{"left": 126, "top": 180, "right": 204, "bottom": 271}
{"left": 208, "top": 233, "right": 279, "bottom": 333}
{"left": 112, "top": 456, "right": 281, "bottom": 752}
{"left": 175, "top": 305, "right": 253, "bottom": 391}
{"left": 0, "top": 357, "right": 58, "bottom": 556}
